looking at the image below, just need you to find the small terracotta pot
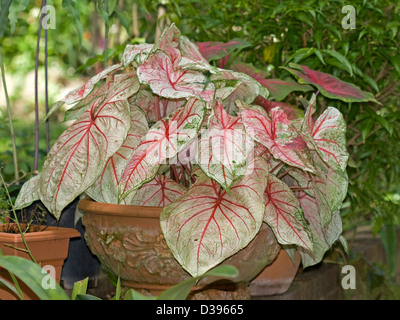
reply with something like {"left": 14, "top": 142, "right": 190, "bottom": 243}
{"left": 249, "top": 249, "right": 301, "bottom": 296}
{"left": 79, "top": 198, "right": 281, "bottom": 300}
{"left": 0, "top": 224, "right": 80, "bottom": 300}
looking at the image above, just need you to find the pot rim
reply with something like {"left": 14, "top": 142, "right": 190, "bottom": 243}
{"left": 78, "top": 197, "right": 163, "bottom": 219}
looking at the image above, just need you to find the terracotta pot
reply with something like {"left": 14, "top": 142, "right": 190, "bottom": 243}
{"left": 0, "top": 224, "right": 80, "bottom": 300}
{"left": 249, "top": 249, "right": 301, "bottom": 296}
{"left": 79, "top": 198, "right": 281, "bottom": 300}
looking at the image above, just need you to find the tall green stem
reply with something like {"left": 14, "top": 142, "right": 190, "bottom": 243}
{"left": 104, "top": 0, "right": 108, "bottom": 67}
{"left": 0, "top": 48, "right": 19, "bottom": 181}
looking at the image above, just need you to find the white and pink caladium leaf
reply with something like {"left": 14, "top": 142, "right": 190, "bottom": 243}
{"left": 264, "top": 174, "right": 313, "bottom": 251}
{"left": 85, "top": 105, "right": 149, "bottom": 204}
{"left": 211, "top": 70, "right": 268, "bottom": 115}
{"left": 39, "top": 77, "right": 133, "bottom": 218}
{"left": 131, "top": 174, "right": 187, "bottom": 207}
{"left": 121, "top": 43, "right": 154, "bottom": 67}
{"left": 47, "top": 63, "right": 123, "bottom": 119}
{"left": 119, "top": 98, "right": 206, "bottom": 203}
{"left": 128, "top": 89, "right": 186, "bottom": 123}
{"left": 296, "top": 191, "right": 342, "bottom": 268}
{"left": 302, "top": 95, "right": 349, "bottom": 171}
{"left": 14, "top": 174, "right": 41, "bottom": 209}
{"left": 196, "top": 100, "right": 253, "bottom": 190}
{"left": 240, "top": 102, "right": 315, "bottom": 173}
{"left": 178, "top": 35, "right": 217, "bottom": 74}
{"left": 65, "top": 72, "right": 140, "bottom": 123}
{"left": 160, "top": 157, "right": 269, "bottom": 277}
{"left": 137, "top": 50, "right": 215, "bottom": 102}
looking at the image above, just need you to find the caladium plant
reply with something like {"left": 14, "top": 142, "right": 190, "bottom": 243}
{"left": 15, "top": 24, "right": 376, "bottom": 277}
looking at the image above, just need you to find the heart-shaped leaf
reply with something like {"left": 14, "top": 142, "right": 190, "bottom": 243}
{"left": 121, "top": 43, "right": 154, "bottom": 66}
{"left": 137, "top": 50, "right": 215, "bottom": 101}
{"left": 85, "top": 105, "right": 149, "bottom": 204}
{"left": 47, "top": 63, "right": 123, "bottom": 119}
{"left": 302, "top": 96, "right": 348, "bottom": 171}
{"left": 39, "top": 78, "right": 132, "bottom": 218}
{"left": 131, "top": 174, "right": 187, "bottom": 206}
{"left": 264, "top": 174, "right": 313, "bottom": 251}
{"left": 231, "top": 62, "right": 313, "bottom": 101}
{"left": 283, "top": 63, "right": 378, "bottom": 103}
{"left": 240, "top": 103, "right": 315, "bottom": 172}
{"left": 160, "top": 157, "right": 268, "bottom": 277}
{"left": 196, "top": 100, "right": 253, "bottom": 190}
{"left": 196, "top": 39, "right": 251, "bottom": 61}
{"left": 119, "top": 98, "right": 206, "bottom": 202}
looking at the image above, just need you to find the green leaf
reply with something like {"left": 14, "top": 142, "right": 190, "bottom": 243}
{"left": 0, "top": 255, "right": 69, "bottom": 300}
{"left": 8, "top": 0, "right": 30, "bottom": 34}
{"left": 114, "top": 6, "right": 131, "bottom": 37}
{"left": 322, "top": 49, "right": 353, "bottom": 76}
{"left": 71, "top": 277, "right": 89, "bottom": 300}
{"left": 156, "top": 265, "right": 239, "bottom": 300}
{"left": 380, "top": 225, "right": 397, "bottom": 279}
{"left": 75, "top": 294, "right": 102, "bottom": 300}
{"left": 0, "top": 0, "right": 12, "bottom": 38}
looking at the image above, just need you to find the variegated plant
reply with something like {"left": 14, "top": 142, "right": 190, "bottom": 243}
{"left": 15, "top": 24, "right": 375, "bottom": 277}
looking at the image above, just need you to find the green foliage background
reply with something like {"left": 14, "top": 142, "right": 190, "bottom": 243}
{"left": 0, "top": 0, "right": 399, "bottom": 275}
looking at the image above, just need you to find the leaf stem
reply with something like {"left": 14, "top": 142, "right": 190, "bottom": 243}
{"left": 0, "top": 48, "right": 19, "bottom": 181}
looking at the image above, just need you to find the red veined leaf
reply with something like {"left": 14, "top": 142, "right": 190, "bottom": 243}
{"left": 196, "top": 39, "right": 251, "bottom": 61}
{"left": 121, "top": 43, "right": 154, "bottom": 66}
{"left": 254, "top": 95, "right": 303, "bottom": 120}
{"left": 39, "top": 80, "right": 133, "bottom": 218}
{"left": 129, "top": 89, "right": 186, "bottom": 123}
{"left": 131, "top": 174, "right": 187, "bottom": 206}
{"left": 240, "top": 103, "right": 315, "bottom": 172}
{"left": 137, "top": 50, "right": 215, "bottom": 101}
{"left": 289, "top": 153, "right": 348, "bottom": 225}
{"left": 160, "top": 157, "right": 269, "bottom": 277}
{"left": 231, "top": 62, "right": 313, "bottom": 101}
{"left": 85, "top": 105, "right": 149, "bottom": 204}
{"left": 178, "top": 35, "right": 217, "bottom": 73}
{"left": 64, "top": 80, "right": 115, "bottom": 122}
{"left": 153, "top": 23, "right": 181, "bottom": 65}
{"left": 196, "top": 100, "right": 253, "bottom": 190}
{"left": 14, "top": 174, "right": 41, "bottom": 209}
{"left": 119, "top": 98, "right": 206, "bottom": 203}
{"left": 283, "top": 63, "right": 378, "bottom": 103}
{"left": 296, "top": 191, "right": 342, "bottom": 268}
{"left": 302, "top": 95, "right": 348, "bottom": 171}
{"left": 211, "top": 70, "right": 268, "bottom": 114}
{"left": 264, "top": 174, "right": 313, "bottom": 251}
{"left": 47, "top": 63, "right": 123, "bottom": 119}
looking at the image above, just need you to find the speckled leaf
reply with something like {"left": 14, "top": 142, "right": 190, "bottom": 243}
{"left": 196, "top": 100, "right": 252, "bottom": 190}
{"left": 302, "top": 96, "right": 348, "bottom": 171}
{"left": 131, "top": 174, "right": 187, "bottom": 206}
{"left": 85, "top": 105, "right": 148, "bottom": 204}
{"left": 121, "top": 43, "right": 153, "bottom": 66}
{"left": 241, "top": 106, "right": 315, "bottom": 172}
{"left": 119, "top": 98, "right": 206, "bottom": 202}
{"left": 47, "top": 63, "right": 123, "bottom": 119}
{"left": 14, "top": 174, "right": 41, "bottom": 209}
{"left": 160, "top": 157, "right": 268, "bottom": 277}
{"left": 137, "top": 50, "right": 215, "bottom": 101}
{"left": 39, "top": 79, "right": 132, "bottom": 218}
{"left": 264, "top": 174, "right": 313, "bottom": 251}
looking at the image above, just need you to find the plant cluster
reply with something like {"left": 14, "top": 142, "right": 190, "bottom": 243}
{"left": 15, "top": 24, "right": 376, "bottom": 277}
